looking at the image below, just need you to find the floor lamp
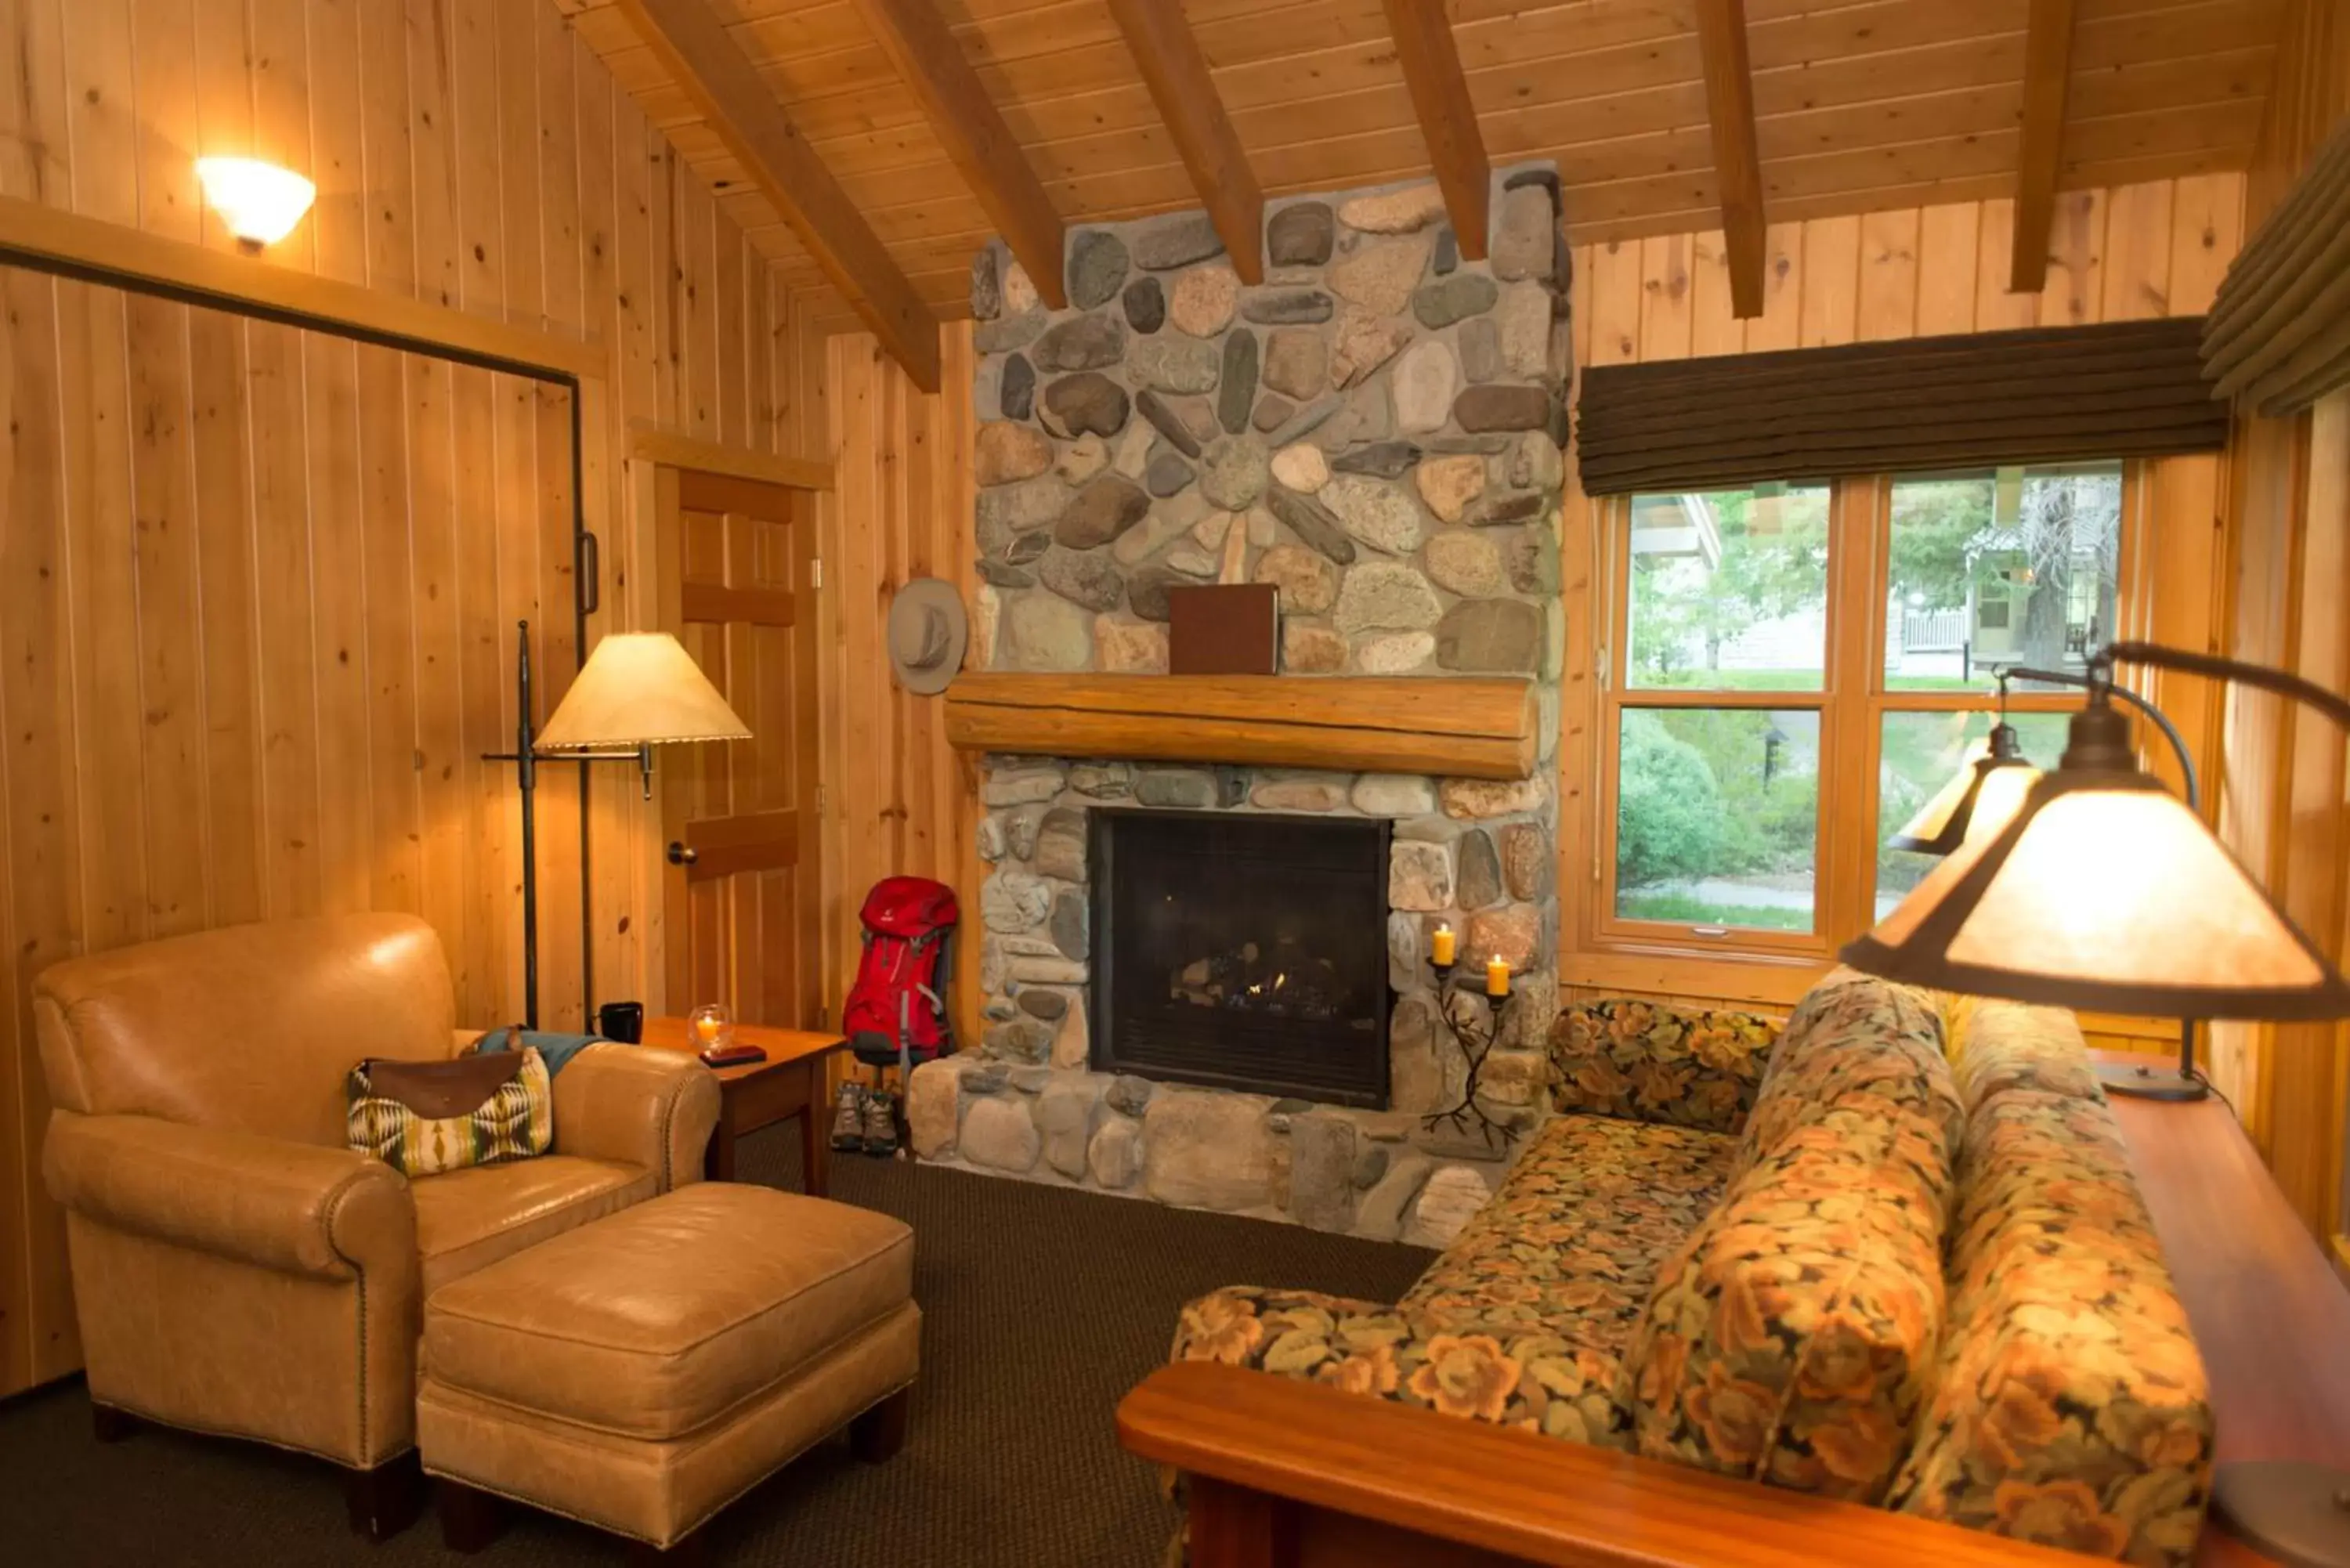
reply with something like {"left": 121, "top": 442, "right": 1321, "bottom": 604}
{"left": 484, "top": 620, "right": 750, "bottom": 1028}
{"left": 1843, "top": 639, "right": 2350, "bottom": 1568}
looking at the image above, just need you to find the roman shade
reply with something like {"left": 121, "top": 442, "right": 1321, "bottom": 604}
{"left": 1575, "top": 319, "right": 2225, "bottom": 497}
{"left": 2201, "top": 119, "right": 2350, "bottom": 417}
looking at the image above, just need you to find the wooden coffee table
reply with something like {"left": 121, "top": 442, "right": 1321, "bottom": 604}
{"left": 641, "top": 1017, "right": 852, "bottom": 1196}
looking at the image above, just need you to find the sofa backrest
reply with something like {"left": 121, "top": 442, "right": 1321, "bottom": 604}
{"left": 1885, "top": 999, "right": 2212, "bottom": 1565}
{"left": 33, "top": 912, "right": 460, "bottom": 1147}
{"left": 1619, "top": 973, "right": 1963, "bottom": 1505}
{"left": 1546, "top": 999, "right": 1778, "bottom": 1134}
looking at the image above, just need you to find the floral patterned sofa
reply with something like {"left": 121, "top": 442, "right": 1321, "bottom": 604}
{"left": 1169, "top": 971, "right": 2214, "bottom": 1563}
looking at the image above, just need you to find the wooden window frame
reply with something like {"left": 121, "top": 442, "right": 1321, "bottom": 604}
{"left": 1586, "top": 463, "right": 2147, "bottom": 965}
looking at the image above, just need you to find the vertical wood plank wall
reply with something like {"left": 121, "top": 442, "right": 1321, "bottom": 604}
{"left": 0, "top": 0, "right": 807, "bottom": 1396}
{"left": 2218, "top": 0, "right": 2350, "bottom": 1245}
{"left": 1554, "top": 175, "right": 2246, "bottom": 1054}
{"left": 812, "top": 323, "right": 985, "bottom": 1074}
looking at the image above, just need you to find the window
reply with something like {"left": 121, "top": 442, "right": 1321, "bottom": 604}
{"left": 1598, "top": 463, "right": 2131, "bottom": 951}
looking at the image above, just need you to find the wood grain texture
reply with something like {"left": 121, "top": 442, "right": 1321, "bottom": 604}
{"left": 815, "top": 322, "right": 984, "bottom": 1090}
{"left": 2213, "top": 0, "right": 2350, "bottom": 1248}
{"left": 2012, "top": 0, "right": 2082, "bottom": 291}
{"left": 1693, "top": 0, "right": 1766, "bottom": 317}
{"left": 610, "top": 0, "right": 940, "bottom": 390}
{"left": 1380, "top": 0, "right": 1491, "bottom": 261}
{"left": 1102, "top": 0, "right": 1267, "bottom": 284}
{"left": 0, "top": 0, "right": 809, "bottom": 1400}
{"left": 944, "top": 674, "right": 1541, "bottom": 780}
{"left": 848, "top": 0, "right": 1066, "bottom": 309}
{"left": 1123, "top": 1363, "right": 2095, "bottom": 1568}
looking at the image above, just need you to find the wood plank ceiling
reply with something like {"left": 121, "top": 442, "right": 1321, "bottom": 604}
{"left": 556, "top": 0, "right": 2285, "bottom": 344}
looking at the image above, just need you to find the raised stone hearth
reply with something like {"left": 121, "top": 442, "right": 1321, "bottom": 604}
{"left": 912, "top": 169, "right": 1571, "bottom": 1245}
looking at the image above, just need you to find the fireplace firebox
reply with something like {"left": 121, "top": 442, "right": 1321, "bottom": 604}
{"left": 1088, "top": 808, "right": 1391, "bottom": 1107}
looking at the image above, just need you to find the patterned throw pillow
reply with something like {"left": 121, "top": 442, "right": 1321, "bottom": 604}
{"left": 1546, "top": 999, "right": 1779, "bottom": 1133}
{"left": 346, "top": 1047, "right": 553, "bottom": 1178}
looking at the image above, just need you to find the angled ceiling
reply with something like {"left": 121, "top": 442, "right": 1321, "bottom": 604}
{"left": 560, "top": 0, "right": 2284, "bottom": 345}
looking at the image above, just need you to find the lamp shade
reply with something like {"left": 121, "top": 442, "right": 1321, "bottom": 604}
{"left": 1846, "top": 768, "right": 2350, "bottom": 1020}
{"left": 1889, "top": 731, "right": 2041, "bottom": 854}
{"left": 193, "top": 157, "right": 316, "bottom": 247}
{"left": 535, "top": 633, "right": 750, "bottom": 750}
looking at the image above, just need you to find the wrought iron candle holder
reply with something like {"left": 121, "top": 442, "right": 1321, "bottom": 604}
{"left": 1419, "top": 958, "right": 1519, "bottom": 1151}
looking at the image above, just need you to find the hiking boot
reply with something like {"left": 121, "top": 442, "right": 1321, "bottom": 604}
{"left": 830, "top": 1082, "right": 868, "bottom": 1153}
{"left": 861, "top": 1091, "right": 900, "bottom": 1158}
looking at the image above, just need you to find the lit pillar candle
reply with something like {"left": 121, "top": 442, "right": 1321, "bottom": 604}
{"left": 1431, "top": 923, "right": 1456, "bottom": 966}
{"left": 1485, "top": 958, "right": 1510, "bottom": 997}
{"left": 695, "top": 1011, "right": 721, "bottom": 1045}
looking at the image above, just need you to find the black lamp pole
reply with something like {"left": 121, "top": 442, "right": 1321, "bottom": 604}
{"left": 481, "top": 618, "right": 656, "bottom": 1031}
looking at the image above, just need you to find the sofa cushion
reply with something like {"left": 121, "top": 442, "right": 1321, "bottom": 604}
{"left": 1170, "top": 1285, "right": 1633, "bottom": 1447}
{"left": 1887, "top": 1053, "right": 2212, "bottom": 1563}
{"left": 1942, "top": 995, "right": 2102, "bottom": 1111}
{"left": 1400, "top": 1114, "right": 1737, "bottom": 1346}
{"left": 1732, "top": 970, "right": 1963, "bottom": 1190}
{"left": 413, "top": 1154, "right": 653, "bottom": 1296}
{"left": 1546, "top": 1000, "right": 1777, "bottom": 1133}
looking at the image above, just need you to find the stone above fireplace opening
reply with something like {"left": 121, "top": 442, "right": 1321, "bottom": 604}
{"left": 1090, "top": 807, "right": 1391, "bottom": 1107}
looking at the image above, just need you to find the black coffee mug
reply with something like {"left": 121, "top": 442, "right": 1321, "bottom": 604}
{"left": 597, "top": 1001, "right": 645, "bottom": 1044}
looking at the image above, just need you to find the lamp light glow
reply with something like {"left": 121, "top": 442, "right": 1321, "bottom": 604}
{"left": 193, "top": 157, "right": 316, "bottom": 250}
{"left": 1889, "top": 728, "right": 2040, "bottom": 854}
{"left": 536, "top": 633, "right": 750, "bottom": 750}
{"left": 1844, "top": 662, "right": 2350, "bottom": 1022}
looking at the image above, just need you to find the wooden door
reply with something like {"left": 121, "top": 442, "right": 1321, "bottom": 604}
{"left": 657, "top": 464, "right": 824, "bottom": 1030}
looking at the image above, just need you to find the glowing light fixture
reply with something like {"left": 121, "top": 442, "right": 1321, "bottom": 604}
{"left": 1889, "top": 675, "right": 2040, "bottom": 854}
{"left": 1846, "top": 642, "right": 2350, "bottom": 1026}
{"left": 193, "top": 157, "right": 316, "bottom": 250}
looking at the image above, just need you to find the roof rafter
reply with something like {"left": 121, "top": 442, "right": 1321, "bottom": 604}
{"left": 1380, "top": 0, "right": 1491, "bottom": 259}
{"left": 1693, "top": 0, "right": 1766, "bottom": 319}
{"left": 1102, "top": 0, "right": 1266, "bottom": 284}
{"left": 612, "top": 0, "right": 942, "bottom": 391}
{"left": 2011, "top": 0, "right": 2081, "bottom": 293}
{"left": 848, "top": 0, "right": 1067, "bottom": 310}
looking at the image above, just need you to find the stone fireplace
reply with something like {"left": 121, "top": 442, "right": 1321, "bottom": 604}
{"left": 904, "top": 168, "right": 1571, "bottom": 1245}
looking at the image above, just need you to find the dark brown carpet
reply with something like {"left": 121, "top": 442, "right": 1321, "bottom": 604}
{"left": 0, "top": 1125, "right": 1432, "bottom": 1567}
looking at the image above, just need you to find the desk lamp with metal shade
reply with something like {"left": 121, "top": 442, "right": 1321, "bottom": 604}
{"left": 1843, "top": 638, "right": 2350, "bottom": 1568}
{"left": 486, "top": 621, "right": 750, "bottom": 1028}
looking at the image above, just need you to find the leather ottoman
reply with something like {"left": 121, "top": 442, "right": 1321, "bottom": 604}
{"left": 415, "top": 1183, "right": 917, "bottom": 1560}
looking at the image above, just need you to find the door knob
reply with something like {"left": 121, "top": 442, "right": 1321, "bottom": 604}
{"left": 667, "top": 841, "right": 698, "bottom": 866}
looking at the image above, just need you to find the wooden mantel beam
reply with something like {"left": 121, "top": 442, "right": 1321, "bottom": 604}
{"left": 848, "top": 0, "right": 1067, "bottom": 310}
{"left": 613, "top": 0, "right": 942, "bottom": 392}
{"left": 1103, "top": 0, "right": 1266, "bottom": 284}
{"left": 1693, "top": 0, "right": 1766, "bottom": 319}
{"left": 2011, "top": 0, "right": 2079, "bottom": 293}
{"left": 1381, "top": 0, "right": 1491, "bottom": 259}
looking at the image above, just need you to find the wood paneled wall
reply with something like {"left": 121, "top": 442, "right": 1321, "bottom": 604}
{"left": 1553, "top": 175, "right": 2247, "bottom": 1057}
{"left": 812, "top": 321, "right": 985, "bottom": 1066}
{"left": 2215, "top": 0, "right": 2350, "bottom": 1245}
{"left": 0, "top": 0, "right": 808, "bottom": 1397}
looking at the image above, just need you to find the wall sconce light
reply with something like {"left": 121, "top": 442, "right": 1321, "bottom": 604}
{"left": 193, "top": 157, "right": 316, "bottom": 251}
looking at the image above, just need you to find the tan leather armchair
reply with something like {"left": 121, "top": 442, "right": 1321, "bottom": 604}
{"left": 34, "top": 912, "right": 720, "bottom": 1537}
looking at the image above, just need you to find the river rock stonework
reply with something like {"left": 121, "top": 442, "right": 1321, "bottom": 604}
{"left": 931, "top": 169, "right": 1571, "bottom": 1245}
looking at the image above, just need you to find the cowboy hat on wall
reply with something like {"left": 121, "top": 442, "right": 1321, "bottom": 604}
{"left": 888, "top": 578, "right": 969, "bottom": 695}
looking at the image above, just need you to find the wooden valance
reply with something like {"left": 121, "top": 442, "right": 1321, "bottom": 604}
{"left": 1575, "top": 320, "right": 2225, "bottom": 496}
{"left": 942, "top": 674, "right": 1538, "bottom": 780}
{"left": 2202, "top": 118, "right": 2350, "bottom": 417}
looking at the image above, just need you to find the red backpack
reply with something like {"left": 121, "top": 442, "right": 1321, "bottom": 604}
{"left": 842, "top": 877, "right": 960, "bottom": 1076}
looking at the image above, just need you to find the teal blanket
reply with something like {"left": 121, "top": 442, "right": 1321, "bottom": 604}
{"left": 473, "top": 1027, "right": 607, "bottom": 1077}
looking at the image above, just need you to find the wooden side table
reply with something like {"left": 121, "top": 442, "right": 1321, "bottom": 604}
{"left": 641, "top": 1017, "right": 851, "bottom": 1196}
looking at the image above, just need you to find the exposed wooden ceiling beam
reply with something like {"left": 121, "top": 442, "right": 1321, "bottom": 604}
{"left": 1102, "top": 0, "right": 1265, "bottom": 284}
{"left": 848, "top": 0, "right": 1067, "bottom": 310}
{"left": 2011, "top": 0, "right": 2080, "bottom": 293}
{"left": 612, "top": 0, "right": 941, "bottom": 391}
{"left": 1692, "top": 0, "right": 1766, "bottom": 319}
{"left": 1380, "top": 0, "right": 1491, "bottom": 260}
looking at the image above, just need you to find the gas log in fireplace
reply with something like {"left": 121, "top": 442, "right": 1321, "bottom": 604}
{"left": 1089, "top": 809, "right": 1391, "bottom": 1107}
